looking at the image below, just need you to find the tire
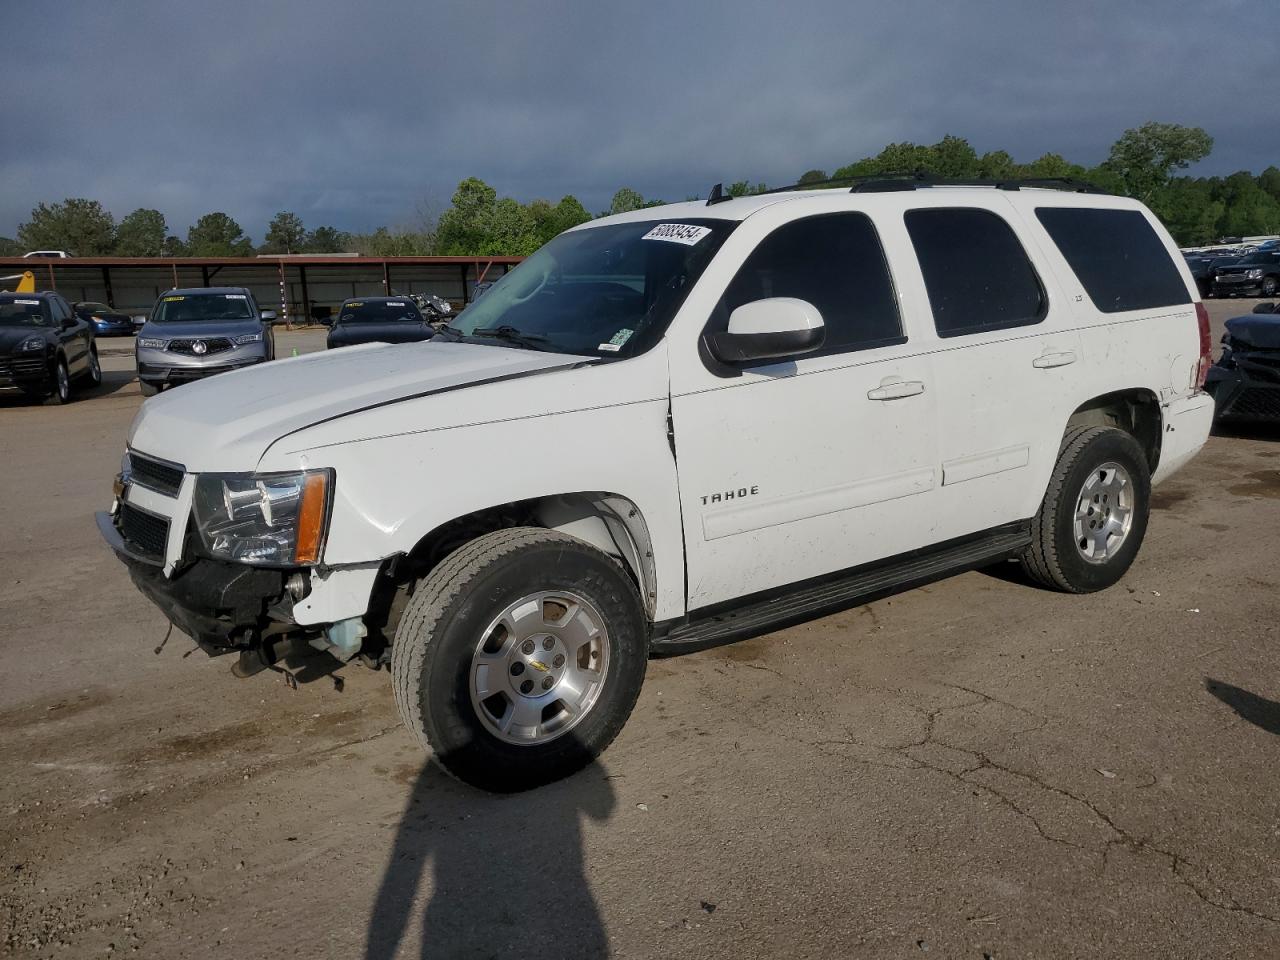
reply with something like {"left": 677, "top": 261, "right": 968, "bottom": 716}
{"left": 47, "top": 359, "right": 71, "bottom": 405}
{"left": 139, "top": 380, "right": 161, "bottom": 397}
{"left": 1262, "top": 276, "right": 1278, "bottom": 298}
{"left": 82, "top": 348, "right": 102, "bottom": 387}
{"left": 1020, "top": 426, "right": 1151, "bottom": 593}
{"left": 391, "top": 527, "right": 648, "bottom": 792}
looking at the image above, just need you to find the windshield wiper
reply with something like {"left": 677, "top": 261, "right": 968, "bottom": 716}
{"left": 433, "top": 324, "right": 467, "bottom": 341}
{"left": 472, "top": 325, "right": 550, "bottom": 351}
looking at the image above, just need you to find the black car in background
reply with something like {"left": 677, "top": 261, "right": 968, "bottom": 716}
{"left": 1212, "top": 250, "right": 1280, "bottom": 298}
{"left": 325, "top": 297, "right": 434, "bottom": 349}
{"left": 0, "top": 291, "right": 100, "bottom": 403}
{"left": 1206, "top": 302, "right": 1280, "bottom": 422}
{"left": 75, "top": 301, "right": 135, "bottom": 337}
{"left": 1183, "top": 253, "right": 1214, "bottom": 297}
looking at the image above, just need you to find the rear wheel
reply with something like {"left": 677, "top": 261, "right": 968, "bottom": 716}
{"left": 82, "top": 349, "right": 102, "bottom": 386}
{"left": 1020, "top": 426, "right": 1151, "bottom": 593}
{"left": 391, "top": 527, "right": 648, "bottom": 792}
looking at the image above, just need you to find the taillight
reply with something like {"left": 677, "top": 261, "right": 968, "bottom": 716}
{"left": 1194, "top": 301, "right": 1212, "bottom": 390}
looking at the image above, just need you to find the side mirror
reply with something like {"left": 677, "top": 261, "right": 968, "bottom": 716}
{"left": 61, "top": 316, "right": 77, "bottom": 330}
{"left": 706, "top": 298, "right": 825, "bottom": 363}
{"left": 260, "top": 310, "right": 278, "bottom": 323}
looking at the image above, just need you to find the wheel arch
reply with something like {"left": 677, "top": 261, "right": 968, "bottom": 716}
{"left": 1064, "top": 388, "right": 1163, "bottom": 474}
{"left": 368, "top": 492, "right": 661, "bottom": 650}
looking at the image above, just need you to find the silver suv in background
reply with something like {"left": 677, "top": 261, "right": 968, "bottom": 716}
{"left": 136, "top": 288, "right": 276, "bottom": 395}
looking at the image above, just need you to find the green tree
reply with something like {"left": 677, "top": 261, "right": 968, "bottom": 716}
{"left": 530, "top": 195, "right": 591, "bottom": 246}
{"left": 304, "top": 225, "right": 350, "bottom": 253}
{"left": 0, "top": 236, "right": 23, "bottom": 256}
{"left": 186, "top": 212, "right": 253, "bottom": 256}
{"left": 1103, "top": 122, "right": 1213, "bottom": 202}
{"left": 262, "top": 211, "right": 307, "bottom": 254}
{"left": 114, "top": 208, "right": 167, "bottom": 256}
{"left": 727, "top": 181, "right": 769, "bottom": 197}
{"left": 608, "top": 187, "right": 646, "bottom": 215}
{"left": 977, "top": 150, "right": 1016, "bottom": 179}
{"left": 797, "top": 169, "right": 829, "bottom": 186}
{"left": 1258, "top": 166, "right": 1280, "bottom": 203}
{"left": 435, "top": 177, "right": 500, "bottom": 254}
{"left": 161, "top": 235, "right": 188, "bottom": 257}
{"left": 17, "top": 198, "right": 116, "bottom": 255}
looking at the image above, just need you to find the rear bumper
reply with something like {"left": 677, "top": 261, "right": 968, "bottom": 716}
{"left": 97, "top": 509, "right": 290, "bottom": 653}
{"left": 1152, "top": 392, "right": 1215, "bottom": 485}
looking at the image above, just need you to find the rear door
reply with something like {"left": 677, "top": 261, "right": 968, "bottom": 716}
{"left": 51, "top": 295, "right": 91, "bottom": 373}
{"left": 669, "top": 207, "right": 940, "bottom": 610}
{"left": 901, "top": 201, "right": 1084, "bottom": 537}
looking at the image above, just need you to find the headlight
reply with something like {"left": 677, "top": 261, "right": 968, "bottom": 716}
{"left": 233, "top": 333, "right": 262, "bottom": 345}
{"left": 1246, "top": 268, "right": 1263, "bottom": 279}
{"left": 138, "top": 338, "right": 167, "bottom": 349}
{"left": 19, "top": 336, "right": 44, "bottom": 352}
{"left": 192, "top": 469, "right": 332, "bottom": 566}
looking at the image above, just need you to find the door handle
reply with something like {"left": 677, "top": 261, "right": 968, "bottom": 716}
{"left": 1032, "top": 350, "right": 1077, "bottom": 369}
{"left": 867, "top": 378, "right": 926, "bottom": 401}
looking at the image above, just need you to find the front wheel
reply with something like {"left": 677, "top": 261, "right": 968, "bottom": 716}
{"left": 1020, "top": 426, "right": 1151, "bottom": 593}
{"left": 391, "top": 527, "right": 648, "bottom": 792}
{"left": 47, "top": 359, "right": 72, "bottom": 405}
{"left": 1262, "top": 276, "right": 1278, "bottom": 298}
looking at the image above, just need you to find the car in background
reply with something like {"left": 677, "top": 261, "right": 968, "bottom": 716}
{"left": 135, "top": 287, "right": 276, "bottom": 396}
{"left": 407, "top": 292, "right": 454, "bottom": 325}
{"left": 325, "top": 297, "right": 434, "bottom": 349}
{"left": 0, "top": 291, "right": 100, "bottom": 403}
{"left": 1212, "top": 250, "right": 1280, "bottom": 298}
{"left": 1183, "top": 253, "right": 1214, "bottom": 298}
{"left": 22, "top": 250, "right": 71, "bottom": 259}
{"left": 75, "top": 301, "right": 135, "bottom": 337}
{"left": 1206, "top": 302, "right": 1280, "bottom": 422}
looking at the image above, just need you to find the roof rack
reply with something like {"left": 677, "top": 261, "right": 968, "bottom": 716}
{"left": 754, "top": 170, "right": 1107, "bottom": 196}
{"left": 705, "top": 182, "right": 733, "bottom": 206}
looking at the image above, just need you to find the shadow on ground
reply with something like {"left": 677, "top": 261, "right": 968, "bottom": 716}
{"left": 366, "top": 759, "right": 616, "bottom": 960}
{"left": 1205, "top": 678, "right": 1280, "bottom": 736}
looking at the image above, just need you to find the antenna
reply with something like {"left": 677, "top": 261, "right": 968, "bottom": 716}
{"left": 705, "top": 183, "right": 732, "bottom": 206}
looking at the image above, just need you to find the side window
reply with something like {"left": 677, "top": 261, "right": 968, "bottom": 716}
{"left": 714, "top": 212, "right": 903, "bottom": 357}
{"left": 905, "top": 207, "right": 1046, "bottom": 338}
{"left": 1035, "top": 207, "right": 1190, "bottom": 313}
{"left": 48, "top": 296, "right": 68, "bottom": 322}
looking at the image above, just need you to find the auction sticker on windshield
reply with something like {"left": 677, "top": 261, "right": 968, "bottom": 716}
{"left": 642, "top": 223, "right": 712, "bottom": 246}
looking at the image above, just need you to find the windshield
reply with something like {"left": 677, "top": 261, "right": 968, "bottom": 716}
{"left": 0, "top": 298, "right": 49, "bottom": 326}
{"left": 151, "top": 293, "right": 255, "bottom": 324}
{"left": 78, "top": 302, "right": 110, "bottom": 313}
{"left": 339, "top": 300, "right": 423, "bottom": 323}
{"left": 1238, "top": 252, "right": 1278, "bottom": 265}
{"left": 450, "top": 218, "right": 735, "bottom": 357}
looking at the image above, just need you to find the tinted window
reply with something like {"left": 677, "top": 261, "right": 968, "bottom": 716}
{"left": 1035, "top": 207, "right": 1190, "bottom": 313}
{"left": 151, "top": 293, "right": 255, "bottom": 324}
{"left": 715, "top": 213, "right": 902, "bottom": 356}
{"left": 905, "top": 208, "right": 1046, "bottom": 337}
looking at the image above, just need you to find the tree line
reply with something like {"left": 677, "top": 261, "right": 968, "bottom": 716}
{"left": 4, "top": 123, "right": 1276, "bottom": 259}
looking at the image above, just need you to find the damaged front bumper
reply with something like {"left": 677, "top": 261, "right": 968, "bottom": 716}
{"left": 97, "top": 510, "right": 291, "bottom": 654}
{"left": 1206, "top": 354, "right": 1280, "bottom": 422}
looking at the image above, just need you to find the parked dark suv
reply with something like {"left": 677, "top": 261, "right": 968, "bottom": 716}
{"left": 1212, "top": 250, "right": 1280, "bottom": 298}
{"left": 0, "top": 291, "right": 100, "bottom": 403}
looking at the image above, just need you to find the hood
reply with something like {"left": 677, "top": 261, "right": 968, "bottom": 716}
{"left": 140, "top": 318, "right": 264, "bottom": 339}
{"left": 127, "top": 340, "right": 587, "bottom": 472}
{"left": 0, "top": 325, "right": 49, "bottom": 353}
{"left": 1225, "top": 314, "right": 1280, "bottom": 350}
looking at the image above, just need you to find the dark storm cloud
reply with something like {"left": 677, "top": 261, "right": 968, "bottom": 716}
{"left": 3, "top": 0, "right": 1276, "bottom": 239}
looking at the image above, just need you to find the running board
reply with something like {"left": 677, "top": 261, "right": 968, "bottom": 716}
{"left": 651, "top": 522, "right": 1032, "bottom": 654}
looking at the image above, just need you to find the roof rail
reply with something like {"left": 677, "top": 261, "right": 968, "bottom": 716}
{"left": 759, "top": 170, "right": 1107, "bottom": 196}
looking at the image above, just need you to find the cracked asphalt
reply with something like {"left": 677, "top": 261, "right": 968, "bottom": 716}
{"left": 2, "top": 303, "right": 1279, "bottom": 959}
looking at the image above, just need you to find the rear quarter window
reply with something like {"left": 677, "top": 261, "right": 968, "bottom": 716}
{"left": 1035, "top": 207, "right": 1191, "bottom": 313}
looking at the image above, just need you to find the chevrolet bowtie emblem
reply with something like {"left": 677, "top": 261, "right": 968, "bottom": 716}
{"left": 528, "top": 659, "right": 549, "bottom": 673}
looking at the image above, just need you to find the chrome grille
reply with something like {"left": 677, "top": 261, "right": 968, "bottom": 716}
{"left": 168, "top": 337, "right": 233, "bottom": 356}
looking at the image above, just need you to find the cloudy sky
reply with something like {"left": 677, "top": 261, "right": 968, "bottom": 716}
{"left": 4, "top": 0, "right": 1277, "bottom": 241}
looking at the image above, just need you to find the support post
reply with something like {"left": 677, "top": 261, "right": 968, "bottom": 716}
{"left": 298, "top": 264, "right": 311, "bottom": 325}
{"left": 460, "top": 264, "right": 469, "bottom": 303}
{"left": 171, "top": 262, "right": 178, "bottom": 289}
{"left": 382, "top": 261, "right": 390, "bottom": 295}
{"left": 278, "top": 260, "right": 290, "bottom": 330}
{"left": 201, "top": 265, "right": 210, "bottom": 287}
{"left": 102, "top": 266, "right": 114, "bottom": 308}
{"left": 47, "top": 263, "right": 56, "bottom": 292}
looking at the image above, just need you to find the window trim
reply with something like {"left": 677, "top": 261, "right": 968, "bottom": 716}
{"left": 904, "top": 206, "right": 1049, "bottom": 340}
{"left": 699, "top": 211, "right": 907, "bottom": 376}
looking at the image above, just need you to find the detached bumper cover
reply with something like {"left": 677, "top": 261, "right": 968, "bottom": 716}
{"left": 97, "top": 509, "right": 289, "bottom": 652}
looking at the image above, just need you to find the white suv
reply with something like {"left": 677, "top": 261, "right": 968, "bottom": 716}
{"left": 98, "top": 178, "right": 1215, "bottom": 791}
